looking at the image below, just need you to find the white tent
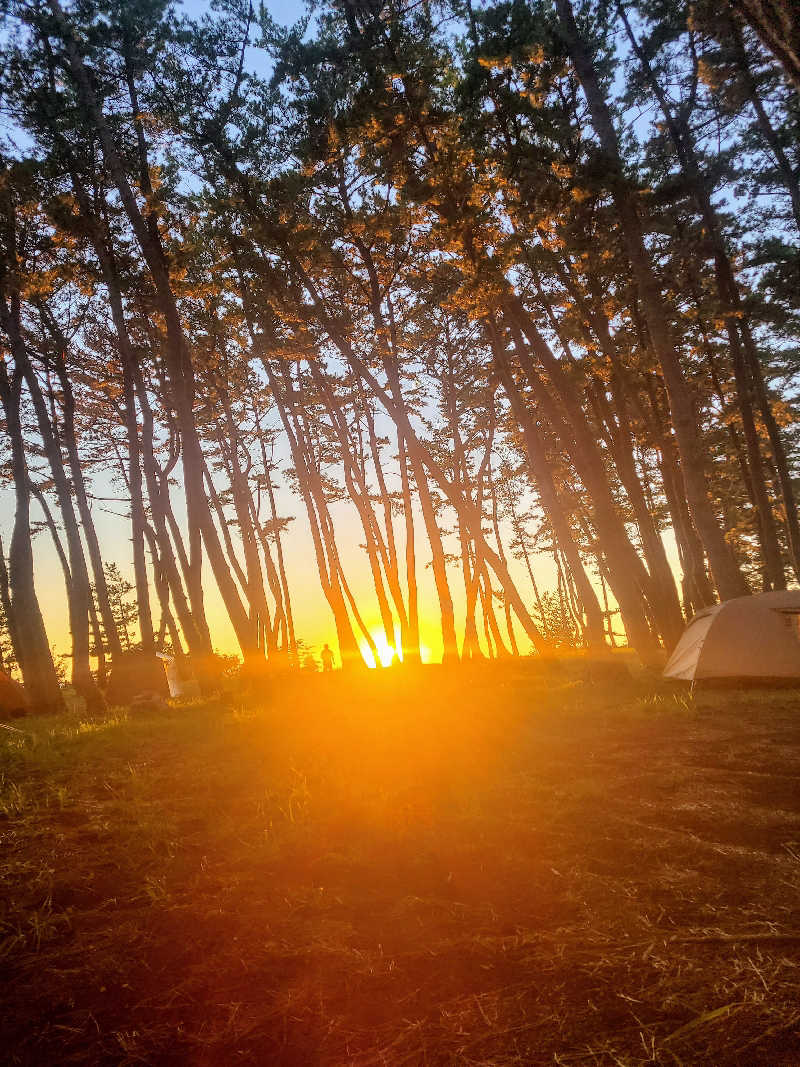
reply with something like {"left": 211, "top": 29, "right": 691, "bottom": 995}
{"left": 663, "top": 589, "right": 800, "bottom": 683}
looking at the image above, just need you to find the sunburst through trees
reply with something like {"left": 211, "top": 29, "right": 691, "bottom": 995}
{"left": 0, "top": 0, "right": 798, "bottom": 700}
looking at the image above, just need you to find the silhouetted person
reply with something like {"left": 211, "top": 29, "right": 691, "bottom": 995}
{"left": 321, "top": 643, "right": 335, "bottom": 672}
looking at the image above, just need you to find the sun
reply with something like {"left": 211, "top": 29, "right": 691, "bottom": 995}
{"left": 360, "top": 630, "right": 431, "bottom": 667}
{"left": 371, "top": 631, "right": 400, "bottom": 668}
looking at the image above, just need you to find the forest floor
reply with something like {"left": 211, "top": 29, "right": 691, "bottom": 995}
{"left": 1, "top": 663, "right": 800, "bottom": 1065}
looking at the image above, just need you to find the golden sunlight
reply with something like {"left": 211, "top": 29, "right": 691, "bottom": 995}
{"left": 360, "top": 632, "right": 433, "bottom": 667}
{"left": 371, "top": 631, "right": 400, "bottom": 668}
{"left": 5, "top": 0, "right": 798, "bottom": 1058}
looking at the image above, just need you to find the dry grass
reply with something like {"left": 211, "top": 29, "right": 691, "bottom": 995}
{"left": 1, "top": 663, "right": 799, "bottom": 1064}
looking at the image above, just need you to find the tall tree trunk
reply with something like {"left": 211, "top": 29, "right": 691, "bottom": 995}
{"left": 556, "top": 0, "right": 749, "bottom": 599}
{"left": 260, "top": 355, "right": 365, "bottom": 668}
{"left": 408, "top": 451, "right": 460, "bottom": 664}
{"left": 491, "top": 338, "right": 605, "bottom": 647}
{"left": 120, "top": 356, "right": 155, "bottom": 651}
{"left": 488, "top": 472, "right": 522, "bottom": 655}
{"left": 0, "top": 358, "right": 65, "bottom": 713}
{"left": 499, "top": 310, "right": 665, "bottom": 659}
{"left": 729, "top": 0, "right": 800, "bottom": 92}
{"left": 263, "top": 465, "right": 296, "bottom": 653}
{"left": 7, "top": 312, "right": 103, "bottom": 711}
{"left": 217, "top": 389, "right": 271, "bottom": 660}
{"left": 307, "top": 359, "right": 398, "bottom": 650}
{"left": 250, "top": 390, "right": 297, "bottom": 654}
{"left": 620, "top": 5, "right": 787, "bottom": 590}
{"left": 248, "top": 498, "right": 288, "bottom": 651}
{"left": 130, "top": 364, "right": 207, "bottom": 653}
{"left": 397, "top": 430, "right": 422, "bottom": 662}
{"left": 361, "top": 390, "right": 411, "bottom": 652}
{"left": 644, "top": 380, "right": 716, "bottom": 613}
{"left": 525, "top": 262, "right": 685, "bottom": 642}
{"left": 727, "top": 18, "right": 800, "bottom": 231}
{"left": 41, "top": 324, "right": 126, "bottom": 656}
{"left": 443, "top": 349, "right": 484, "bottom": 660}
{"left": 530, "top": 244, "right": 686, "bottom": 634}
{"left": 28, "top": 480, "right": 110, "bottom": 684}
{"left": 0, "top": 537, "right": 23, "bottom": 674}
{"left": 244, "top": 237, "right": 550, "bottom": 653}
{"left": 142, "top": 524, "right": 184, "bottom": 655}
{"left": 63, "top": 157, "right": 200, "bottom": 653}
{"left": 42, "top": 49, "right": 154, "bottom": 653}
{"left": 50, "top": 0, "right": 253, "bottom": 652}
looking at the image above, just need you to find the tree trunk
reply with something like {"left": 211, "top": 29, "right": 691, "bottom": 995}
{"left": 0, "top": 537, "right": 23, "bottom": 674}
{"left": 397, "top": 430, "right": 422, "bottom": 662}
{"left": 250, "top": 390, "right": 297, "bottom": 654}
{"left": 499, "top": 310, "right": 664, "bottom": 659}
{"left": 0, "top": 357, "right": 65, "bottom": 713}
{"left": 727, "top": 18, "right": 800, "bottom": 231}
{"left": 491, "top": 335, "right": 606, "bottom": 649}
{"left": 729, "top": 0, "right": 800, "bottom": 92}
{"left": 620, "top": 5, "right": 786, "bottom": 590}
{"left": 556, "top": 0, "right": 749, "bottom": 599}
{"left": 11, "top": 315, "right": 103, "bottom": 711}
{"left": 50, "top": 0, "right": 253, "bottom": 652}
{"left": 260, "top": 355, "right": 365, "bottom": 668}
{"left": 307, "top": 359, "right": 398, "bottom": 650}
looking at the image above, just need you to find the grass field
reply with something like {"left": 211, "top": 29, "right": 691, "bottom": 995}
{"left": 1, "top": 665, "right": 799, "bottom": 1065}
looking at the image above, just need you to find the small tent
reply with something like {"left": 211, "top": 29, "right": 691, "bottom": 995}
{"left": 663, "top": 589, "right": 800, "bottom": 683}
